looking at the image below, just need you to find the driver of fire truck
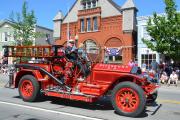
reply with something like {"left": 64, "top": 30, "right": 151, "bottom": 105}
{"left": 65, "top": 39, "right": 78, "bottom": 61}
{"left": 65, "top": 39, "right": 86, "bottom": 80}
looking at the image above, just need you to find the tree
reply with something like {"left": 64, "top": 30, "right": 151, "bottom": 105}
{"left": 10, "top": 1, "right": 41, "bottom": 46}
{"left": 142, "top": 0, "right": 180, "bottom": 62}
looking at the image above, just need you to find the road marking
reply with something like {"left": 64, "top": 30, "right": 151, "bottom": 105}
{"left": 157, "top": 99, "right": 180, "bottom": 104}
{"left": 0, "top": 101, "right": 105, "bottom": 120}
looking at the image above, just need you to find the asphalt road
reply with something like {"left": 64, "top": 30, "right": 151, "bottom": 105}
{"left": 0, "top": 74, "right": 180, "bottom": 120}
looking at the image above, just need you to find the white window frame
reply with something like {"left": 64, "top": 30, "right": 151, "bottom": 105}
{"left": 87, "top": 2, "right": 91, "bottom": 9}
{"left": 82, "top": 3, "right": 86, "bottom": 10}
{"left": 87, "top": 18, "right": 91, "bottom": 32}
{"left": 2, "top": 32, "right": 8, "bottom": 42}
{"left": 141, "top": 53, "right": 156, "bottom": 69}
{"left": 84, "top": 40, "right": 98, "bottom": 54}
{"left": 82, "top": 0, "right": 98, "bottom": 10}
{"left": 81, "top": 19, "right": 85, "bottom": 32}
{"left": 93, "top": 17, "right": 98, "bottom": 31}
{"left": 108, "top": 55, "right": 123, "bottom": 64}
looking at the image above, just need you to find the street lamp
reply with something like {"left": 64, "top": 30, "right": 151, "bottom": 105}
{"left": 75, "top": 34, "right": 79, "bottom": 40}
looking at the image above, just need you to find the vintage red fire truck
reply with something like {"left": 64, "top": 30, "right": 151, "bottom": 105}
{"left": 3, "top": 45, "right": 158, "bottom": 117}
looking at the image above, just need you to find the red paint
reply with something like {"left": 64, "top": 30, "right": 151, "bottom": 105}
{"left": 115, "top": 88, "right": 140, "bottom": 113}
{"left": 20, "top": 80, "right": 34, "bottom": 99}
{"left": 4, "top": 45, "right": 157, "bottom": 117}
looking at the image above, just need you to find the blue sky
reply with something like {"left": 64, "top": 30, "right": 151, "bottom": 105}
{"left": 0, "top": 0, "right": 179, "bottom": 29}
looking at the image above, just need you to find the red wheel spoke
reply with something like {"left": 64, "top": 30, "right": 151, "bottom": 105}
{"left": 115, "top": 88, "right": 140, "bottom": 113}
{"left": 20, "top": 80, "right": 34, "bottom": 98}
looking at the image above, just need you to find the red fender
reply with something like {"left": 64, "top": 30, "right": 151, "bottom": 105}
{"left": 14, "top": 69, "right": 44, "bottom": 88}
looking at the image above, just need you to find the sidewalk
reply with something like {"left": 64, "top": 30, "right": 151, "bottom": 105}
{"left": 159, "top": 81, "right": 180, "bottom": 90}
{"left": 0, "top": 73, "right": 8, "bottom": 88}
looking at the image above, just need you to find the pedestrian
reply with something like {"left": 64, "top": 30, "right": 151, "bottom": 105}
{"left": 141, "top": 62, "right": 147, "bottom": 72}
{"left": 160, "top": 71, "right": 168, "bottom": 84}
{"left": 104, "top": 51, "right": 109, "bottom": 64}
{"left": 150, "top": 60, "right": 159, "bottom": 71}
{"left": 128, "top": 59, "right": 135, "bottom": 67}
{"left": 168, "top": 71, "right": 178, "bottom": 87}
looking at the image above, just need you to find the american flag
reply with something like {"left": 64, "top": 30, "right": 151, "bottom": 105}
{"left": 106, "top": 48, "right": 121, "bottom": 56}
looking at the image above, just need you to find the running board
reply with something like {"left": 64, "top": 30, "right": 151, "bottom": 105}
{"left": 43, "top": 89, "right": 98, "bottom": 103}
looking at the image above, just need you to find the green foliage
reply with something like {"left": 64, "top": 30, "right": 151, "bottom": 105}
{"left": 9, "top": 1, "right": 41, "bottom": 46}
{"left": 142, "top": 0, "right": 180, "bottom": 61}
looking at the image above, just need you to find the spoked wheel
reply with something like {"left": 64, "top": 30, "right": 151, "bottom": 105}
{"left": 111, "top": 82, "right": 146, "bottom": 117}
{"left": 18, "top": 75, "right": 40, "bottom": 102}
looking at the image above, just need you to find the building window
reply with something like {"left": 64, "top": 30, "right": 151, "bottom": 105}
{"left": 2, "top": 32, "right": 8, "bottom": 42}
{"left": 87, "top": 18, "right": 91, "bottom": 32}
{"left": 108, "top": 56, "right": 122, "bottom": 64}
{"left": 93, "top": 17, "right": 98, "bottom": 31}
{"left": 143, "top": 26, "right": 151, "bottom": 40}
{"left": 84, "top": 40, "right": 100, "bottom": 62}
{"left": 141, "top": 54, "right": 156, "bottom": 69}
{"left": 82, "top": 3, "right": 86, "bottom": 10}
{"left": 45, "top": 34, "right": 51, "bottom": 44}
{"left": 80, "top": 19, "right": 85, "bottom": 32}
{"left": 81, "top": 0, "right": 97, "bottom": 10}
{"left": 92, "top": 1, "right": 97, "bottom": 8}
{"left": 84, "top": 40, "right": 98, "bottom": 54}
{"left": 87, "top": 2, "right": 91, "bottom": 9}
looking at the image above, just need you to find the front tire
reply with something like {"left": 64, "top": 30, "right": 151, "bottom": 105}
{"left": 111, "top": 82, "right": 146, "bottom": 117}
{"left": 18, "top": 75, "right": 40, "bottom": 102}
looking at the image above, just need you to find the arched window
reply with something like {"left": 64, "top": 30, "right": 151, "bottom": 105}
{"left": 104, "top": 38, "right": 123, "bottom": 64}
{"left": 84, "top": 40, "right": 98, "bottom": 54}
{"left": 83, "top": 40, "right": 100, "bottom": 62}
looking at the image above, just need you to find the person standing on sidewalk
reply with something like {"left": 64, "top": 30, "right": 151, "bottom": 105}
{"left": 168, "top": 71, "right": 178, "bottom": 87}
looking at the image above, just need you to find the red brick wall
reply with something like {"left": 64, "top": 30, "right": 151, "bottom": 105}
{"left": 56, "top": 15, "right": 135, "bottom": 65}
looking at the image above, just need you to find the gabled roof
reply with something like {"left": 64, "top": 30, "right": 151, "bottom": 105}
{"left": 108, "top": 0, "right": 121, "bottom": 12}
{"left": 0, "top": 19, "right": 14, "bottom": 27}
{"left": 36, "top": 25, "right": 53, "bottom": 31}
{"left": 62, "top": 0, "right": 78, "bottom": 22}
{"left": 0, "top": 19, "right": 53, "bottom": 31}
{"left": 62, "top": 0, "right": 122, "bottom": 23}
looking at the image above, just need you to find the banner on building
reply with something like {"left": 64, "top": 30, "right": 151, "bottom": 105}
{"left": 106, "top": 48, "right": 121, "bottom": 56}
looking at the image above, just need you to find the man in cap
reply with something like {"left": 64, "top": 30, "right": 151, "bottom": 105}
{"left": 65, "top": 39, "right": 78, "bottom": 61}
{"left": 65, "top": 40, "right": 86, "bottom": 81}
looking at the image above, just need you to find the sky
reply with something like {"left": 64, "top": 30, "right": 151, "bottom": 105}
{"left": 0, "top": 0, "right": 179, "bottom": 29}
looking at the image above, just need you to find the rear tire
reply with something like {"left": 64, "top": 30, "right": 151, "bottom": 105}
{"left": 18, "top": 75, "right": 40, "bottom": 102}
{"left": 111, "top": 82, "right": 146, "bottom": 117}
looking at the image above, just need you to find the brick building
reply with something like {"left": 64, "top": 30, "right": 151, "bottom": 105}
{"left": 54, "top": 0, "right": 138, "bottom": 65}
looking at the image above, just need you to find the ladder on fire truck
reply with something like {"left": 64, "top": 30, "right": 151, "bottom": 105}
{"left": 3, "top": 45, "right": 53, "bottom": 58}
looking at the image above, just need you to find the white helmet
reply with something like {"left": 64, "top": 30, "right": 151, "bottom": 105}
{"left": 68, "top": 39, "right": 75, "bottom": 43}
